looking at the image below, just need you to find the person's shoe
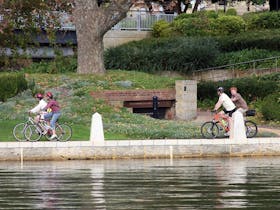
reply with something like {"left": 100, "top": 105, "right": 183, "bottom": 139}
{"left": 224, "top": 132, "right": 230, "bottom": 137}
{"left": 50, "top": 134, "right": 57, "bottom": 140}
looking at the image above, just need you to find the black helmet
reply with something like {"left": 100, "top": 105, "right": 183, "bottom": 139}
{"left": 217, "top": 87, "right": 224, "bottom": 93}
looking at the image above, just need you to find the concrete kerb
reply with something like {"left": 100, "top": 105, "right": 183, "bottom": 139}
{"left": 0, "top": 137, "right": 280, "bottom": 161}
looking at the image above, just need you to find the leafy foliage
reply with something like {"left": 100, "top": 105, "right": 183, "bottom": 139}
{"left": 105, "top": 37, "right": 220, "bottom": 73}
{"left": 0, "top": 73, "right": 28, "bottom": 102}
{"left": 260, "top": 92, "right": 280, "bottom": 121}
{"left": 197, "top": 73, "right": 280, "bottom": 103}
{"left": 211, "top": 15, "right": 246, "bottom": 35}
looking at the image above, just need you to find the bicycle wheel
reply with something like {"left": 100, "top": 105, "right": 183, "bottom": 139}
{"left": 245, "top": 120, "right": 258, "bottom": 138}
{"left": 24, "top": 124, "right": 42, "bottom": 141}
{"left": 201, "top": 121, "right": 219, "bottom": 139}
{"left": 56, "top": 124, "right": 72, "bottom": 141}
{"left": 13, "top": 123, "right": 28, "bottom": 141}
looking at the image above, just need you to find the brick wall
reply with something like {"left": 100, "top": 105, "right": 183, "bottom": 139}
{"left": 90, "top": 89, "right": 175, "bottom": 101}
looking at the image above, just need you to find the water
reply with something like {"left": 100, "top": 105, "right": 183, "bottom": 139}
{"left": 0, "top": 157, "right": 279, "bottom": 209}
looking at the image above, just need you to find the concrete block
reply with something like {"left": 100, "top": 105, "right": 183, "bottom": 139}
{"left": 117, "top": 140, "right": 130, "bottom": 146}
{"left": 80, "top": 141, "right": 93, "bottom": 147}
{"left": 153, "top": 140, "right": 166, "bottom": 145}
{"left": 142, "top": 140, "right": 154, "bottom": 146}
{"left": 32, "top": 142, "right": 46, "bottom": 148}
{"left": 177, "top": 139, "right": 190, "bottom": 145}
{"left": 189, "top": 139, "right": 202, "bottom": 145}
{"left": 129, "top": 140, "right": 143, "bottom": 146}
{"left": 44, "top": 142, "right": 58, "bottom": 148}
{"left": 166, "top": 139, "right": 178, "bottom": 145}
{"left": 104, "top": 141, "right": 118, "bottom": 147}
{"left": 0, "top": 142, "right": 8, "bottom": 148}
{"left": 6, "top": 142, "right": 20, "bottom": 148}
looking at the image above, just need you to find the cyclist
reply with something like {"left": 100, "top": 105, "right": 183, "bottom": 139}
{"left": 29, "top": 93, "right": 47, "bottom": 123}
{"left": 213, "top": 87, "right": 237, "bottom": 136}
{"left": 213, "top": 87, "right": 237, "bottom": 117}
{"left": 43, "top": 92, "right": 61, "bottom": 140}
{"left": 230, "top": 87, "right": 248, "bottom": 115}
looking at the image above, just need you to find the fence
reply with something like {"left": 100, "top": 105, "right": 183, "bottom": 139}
{"left": 112, "top": 11, "right": 177, "bottom": 31}
{"left": 190, "top": 56, "right": 280, "bottom": 81}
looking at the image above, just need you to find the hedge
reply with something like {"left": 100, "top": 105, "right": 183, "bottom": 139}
{"left": 214, "top": 49, "right": 280, "bottom": 68}
{"left": 210, "top": 15, "right": 246, "bottom": 35}
{"left": 197, "top": 73, "right": 280, "bottom": 102}
{"left": 215, "top": 29, "right": 280, "bottom": 52}
{"left": 260, "top": 92, "right": 280, "bottom": 121}
{"left": 0, "top": 73, "right": 28, "bottom": 102}
{"left": 104, "top": 37, "right": 220, "bottom": 73}
{"left": 243, "top": 11, "right": 280, "bottom": 30}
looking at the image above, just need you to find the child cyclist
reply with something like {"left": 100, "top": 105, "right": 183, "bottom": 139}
{"left": 29, "top": 93, "right": 47, "bottom": 123}
{"left": 43, "top": 92, "right": 61, "bottom": 140}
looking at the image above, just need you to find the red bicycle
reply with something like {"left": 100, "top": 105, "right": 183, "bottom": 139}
{"left": 201, "top": 110, "right": 258, "bottom": 139}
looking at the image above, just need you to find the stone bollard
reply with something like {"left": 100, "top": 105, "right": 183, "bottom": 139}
{"left": 90, "top": 112, "right": 105, "bottom": 146}
{"left": 230, "top": 110, "right": 247, "bottom": 141}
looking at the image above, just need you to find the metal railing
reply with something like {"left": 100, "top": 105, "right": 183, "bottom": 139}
{"left": 191, "top": 56, "right": 280, "bottom": 81}
{"left": 112, "top": 11, "right": 177, "bottom": 31}
{"left": 0, "top": 12, "right": 176, "bottom": 31}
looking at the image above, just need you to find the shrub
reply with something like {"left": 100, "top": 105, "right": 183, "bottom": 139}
{"left": 23, "top": 56, "right": 77, "bottom": 73}
{"left": 214, "top": 49, "right": 280, "bottom": 68}
{"left": 173, "top": 17, "right": 212, "bottom": 36}
{"left": 211, "top": 15, "right": 246, "bottom": 35}
{"left": 225, "top": 8, "right": 237, "bottom": 16}
{"left": 215, "top": 29, "right": 280, "bottom": 52}
{"left": 260, "top": 93, "right": 280, "bottom": 121}
{"left": 152, "top": 20, "right": 174, "bottom": 38}
{"left": 0, "top": 73, "right": 28, "bottom": 102}
{"left": 104, "top": 37, "right": 220, "bottom": 73}
{"left": 244, "top": 11, "right": 280, "bottom": 30}
{"left": 198, "top": 73, "right": 280, "bottom": 102}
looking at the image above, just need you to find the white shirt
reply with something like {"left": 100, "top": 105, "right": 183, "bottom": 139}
{"left": 219, "top": 93, "right": 236, "bottom": 111}
{"left": 30, "top": 99, "right": 47, "bottom": 114}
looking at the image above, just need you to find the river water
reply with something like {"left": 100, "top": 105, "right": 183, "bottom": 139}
{"left": 0, "top": 157, "right": 279, "bottom": 209}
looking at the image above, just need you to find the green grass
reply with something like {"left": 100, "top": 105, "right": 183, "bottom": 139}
{"left": 0, "top": 71, "right": 202, "bottom": 141}
{"left": 1, "top": 70, "right": 278, "bottom": 141}
{"left": 0, "top": 120, "right": 90, "bottom": 141}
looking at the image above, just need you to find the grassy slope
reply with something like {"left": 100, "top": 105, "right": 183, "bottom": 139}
{"left": 0, "top": 70, "right": 202, "bottom": 141}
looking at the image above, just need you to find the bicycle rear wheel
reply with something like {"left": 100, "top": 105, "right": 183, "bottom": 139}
{"left": 56, "top": 124, "right": 72, "bottom": 141}
{"left": 201, "top": 121, "right": 219, "bottom": 139}
{"left": 24, "top": 124, "right": 42, "bottom": 141}
{"left": 13, "top": 123, "right": 28, "bottom": 141}
{"left": 245, "top": 120, "right": 258, "bottom": 138}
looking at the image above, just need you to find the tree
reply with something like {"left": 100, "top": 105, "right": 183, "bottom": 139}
{"left": 73, "top": 0, "right": 134, "bottom": 74}
{"left": 0, "top": 0, "right": 71, "bottom": 68}
{"left": 269, "top": 0, "right": 280, "bottom": 11}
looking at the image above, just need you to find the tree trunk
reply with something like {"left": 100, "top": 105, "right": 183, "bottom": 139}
{"left": 73, "top": 0, "right": 133, "bottom": 74}
{"left": 269, "top": 0, "right": 280, "bottom": 11}
{"left": 192, "top": 0, "right": 201, "bottom": 13}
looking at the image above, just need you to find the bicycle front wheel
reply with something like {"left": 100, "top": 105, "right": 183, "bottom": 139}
{"left": 24, "top": 125, "right": 42, "bottom": 141}
{"left": 201, "top": 121, "right": 219, "bottom": 139}
{"left": 13, "top": 123, "right": 28, "bottom": 141}
{"left": 56, "top": 124, "right": 72, "bottom": 141}
{"left": 245, "top": 120, "right": 258, "bottom": 138}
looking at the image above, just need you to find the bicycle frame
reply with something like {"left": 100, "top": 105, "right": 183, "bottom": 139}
{"left": 213, "top": 113, "right": 230, "bottom": 132}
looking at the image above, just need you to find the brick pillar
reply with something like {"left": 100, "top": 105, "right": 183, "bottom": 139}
{"left": 175, "top": 80, "right": 197, "bottom": 120}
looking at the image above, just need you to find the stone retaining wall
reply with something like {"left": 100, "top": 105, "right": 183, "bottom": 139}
{"left": 0, "top": 138, "right": 280, "bottom": 161}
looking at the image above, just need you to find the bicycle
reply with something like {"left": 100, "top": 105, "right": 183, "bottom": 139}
{"left": 13, "top": 114, "right": 72, "bottom": 142}
{"left": 201, "top": 110, "right": 258, "bottom": 139}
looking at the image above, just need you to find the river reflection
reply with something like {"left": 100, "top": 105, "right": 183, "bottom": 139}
{"left": 0, "top": 157, "right": 279, "bottom": 209}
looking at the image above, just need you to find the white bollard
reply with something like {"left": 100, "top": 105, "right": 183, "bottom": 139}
{"left": 90, "top": 112, "right": 105, "bottom": 146}
{"left": 230, "top": 110, "right": 247, "bottom": 141}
